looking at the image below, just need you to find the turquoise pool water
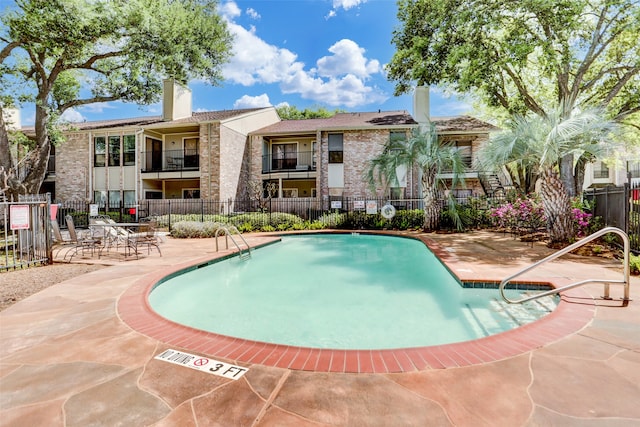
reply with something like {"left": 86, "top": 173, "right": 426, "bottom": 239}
{"left": 149, "top": 234, "right": 556, "bottom": 350}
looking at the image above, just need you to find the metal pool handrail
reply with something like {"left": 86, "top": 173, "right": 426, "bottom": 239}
{"left": 215, "top": 225, "right": 251, "bottom": 260}
{"left": 499, "top": 227, "right": 630, "bottom": 304}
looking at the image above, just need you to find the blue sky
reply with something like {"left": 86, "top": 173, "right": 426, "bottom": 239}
{"left": 2, "top": 0, "right": 472, "bottom": 125}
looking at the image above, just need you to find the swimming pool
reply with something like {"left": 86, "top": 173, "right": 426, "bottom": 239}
{"left": 148, "top": 233, "right": 557, "bottom": 350}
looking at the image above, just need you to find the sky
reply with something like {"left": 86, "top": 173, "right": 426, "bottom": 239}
{"left": 1, "top": 0, "right": 472, "bottom": 126}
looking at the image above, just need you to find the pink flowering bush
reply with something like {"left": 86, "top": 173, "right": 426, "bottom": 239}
{"left": 491, "top": 196, "right": 545, "bottom": 231}
{"left": 571, "top": 200, "right": 595, "bottom": 237}
{"left": 491, "top": 195, "right": 595, "bottom": 238}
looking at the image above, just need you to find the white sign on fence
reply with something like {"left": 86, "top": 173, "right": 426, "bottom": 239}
{"left": 354, "top": 200, "right": 365, "bottom": 210}
{"left": 89, "top": 204, "right": 99, "bottom": 216}
{"left": 331, "top": 201, "right": 342, "bottom": 209}
{"left": 366, "top": 200, "right": 378, "bottom": 214}
{"left": 10, "top": 205, "right": 30, "bottom": 230}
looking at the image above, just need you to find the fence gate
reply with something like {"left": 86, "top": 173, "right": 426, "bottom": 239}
{"left": 1, "top": 195, "right": 52, "bottom": 271}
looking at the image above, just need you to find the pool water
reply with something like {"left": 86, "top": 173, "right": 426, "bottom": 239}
{"left": 149, "top": 234, "right": 557, "bottom": 350}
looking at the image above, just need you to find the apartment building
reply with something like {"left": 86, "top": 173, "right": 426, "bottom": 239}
{"left": 20, "top": 83, "right": 499, "bottom": 203}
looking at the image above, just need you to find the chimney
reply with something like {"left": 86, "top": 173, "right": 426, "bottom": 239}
{"left": 162, "top": 79, "right": 192, "bottom": 121}
{"left": 412, "top": 86, "right": 430, "bottom": 125}
{"left": 2, "top": 107, "right": 21, "bottom": 130}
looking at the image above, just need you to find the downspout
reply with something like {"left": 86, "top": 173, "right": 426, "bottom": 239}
{"left": 135, "top": 128, "right": 144, "bottom": 203}
{"left": 316, "top": 130, "right": 321, "bottom": 201}
{"left": 208, "top": 123, "right": 212, "bottom": 199}
{"left": 88, "top": 132, "right": 93, "bottom": 202}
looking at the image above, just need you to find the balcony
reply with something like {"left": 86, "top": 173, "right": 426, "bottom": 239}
{"left": 262, "top": 150, "right": 316, "bottom": 174}
{"left": 141, "top": 149, "right": 199, "bottom": 172}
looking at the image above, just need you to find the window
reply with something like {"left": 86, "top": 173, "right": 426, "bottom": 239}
{"left": 328, "top": 134, "right": 343, "bottom": 163}
{"left": 94, "top": 137, "right": 105, "bottom": 167}
{"left": 108, "top": 190, "right": 121, "bottom": 208}
{"left": 123, "top": 190, "right": 136, "bottom": 206}
{"left": 183, "top": 189, "right": 200, "bottom": 199}
{"left": 108, "top": 136, "right": 121, "bottom": 166}
{"left": 272, "top": 143, "right": 297, "bottom": 169}
{"left": 123, "top": 135, "right": 136, "bottom": 166}
{"left": 389, "top": 131, "right": 406, "bottom": 145}
{"left": 389, "top": 187, "right": 404, "bottom": 199}
{"left": 593, "top": 162, "right": 609, "bottom": 179}
{"left": 449, "top": 140, "right": 472, "bottom": 168}
{"left": 94, "top": 190, "right": 107, "bottom": 207}
{"left": 184, "top": 138, "right": 199, "bottom": 168}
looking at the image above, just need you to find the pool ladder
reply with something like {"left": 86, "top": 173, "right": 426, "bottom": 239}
{"left": 499, "top": 227, "right": 631, "bottom": 305}
{"left": 215, "top": 225, "right": 251, "bottom": 260}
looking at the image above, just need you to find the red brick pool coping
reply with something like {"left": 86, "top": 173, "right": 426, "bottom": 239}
{"left": 117, "top": 234, "right": 596, "bottom": 374}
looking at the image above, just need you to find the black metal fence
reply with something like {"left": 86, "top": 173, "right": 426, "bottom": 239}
{"left": 583, "top": 179, "right": 640, "bottom": 252}
{"left": 1, "top": 195, "right": 52, "bottom": 270}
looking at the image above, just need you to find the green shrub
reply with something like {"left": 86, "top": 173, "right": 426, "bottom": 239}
{"left": 260, "top": 224, "right": 275, "bottom": 232}
{"left": 630, "top": 253, "right": 640, "bottom": 275}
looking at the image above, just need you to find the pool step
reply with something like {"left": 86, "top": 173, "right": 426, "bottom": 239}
{"left": 462, "top": 294, "right": 558, "bottom": 337}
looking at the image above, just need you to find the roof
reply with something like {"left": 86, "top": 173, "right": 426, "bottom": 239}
{"left": 252, "top": 112, "right": 498, "bottom": 136}
{"left": 21, "top": 108, "right": 269, "bottom": 133}
{"left": 252, "top": 111, "right": 417, "bottom": 135}
{"left": 431, "top": 116, "right": 499, "bottom": 132}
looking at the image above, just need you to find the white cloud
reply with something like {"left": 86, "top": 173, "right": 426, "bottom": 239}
{"left": 233, "top": 94, "right": 272, "bottom": 109}
{"left": 219, "top": 1, "right": 241, "bottom": 20}
{"left": 221, "top": 6, "right": 388, "bottom": 108}
{"left": 333, "top": 0, "right": 367, "bottom": 10}
{"left": 246, "top": 8, "right": 260, "bottom": 19}
{"left": 275, "top": 101, "right": 290, "bottom": 109}
{"left": 79, "top": 102, "right": 116, "bottom": 114}
{"left": 222, "top": 22, "right": 302, "bottom": 86}
{"left": 60, "top": 108, "right": 85, "bottom": 123}
{"left": 326, "top": 0, "right": 367, "bottom": 19}
{"left": 316, "top": 39, "right": 381, "bottom": 79}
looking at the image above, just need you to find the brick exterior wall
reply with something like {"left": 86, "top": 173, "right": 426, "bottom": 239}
{"left": 319, "top": 129, "right": 414, "bottom": 199}
{"left": 55, "top": 131, "right": 90, "bottom": 201}
{"left": 199, "top": 122, "right": 221, "bottom": 199}
{"left": 219, "top": 126, "right": 249, "bottom": 201}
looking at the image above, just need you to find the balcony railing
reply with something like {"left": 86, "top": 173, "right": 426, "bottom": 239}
{"left": 628, "top": 162, "right": 640, "bottom": 179}
{"left": 262, "top": 150, "right": 316, "bottom": 174}
{"left": 141, "top": 149, "right": 199, "bottom": 172}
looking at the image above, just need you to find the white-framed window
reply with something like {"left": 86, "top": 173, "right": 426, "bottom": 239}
{"left": 328, "top": 134, "right": 343, "bottom": 163}
{"left": 94, "top": 137, "right": 106, "bottom": 167}
{"left": 123, "top": 135, "right": 136, "bottom": 166}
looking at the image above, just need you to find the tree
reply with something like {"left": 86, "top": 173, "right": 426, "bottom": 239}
{"left": 388, "top": 0, "right": 640, "bottom": 196}
{"left": 0, "top": 0, "right": 233, "bottom": 200}
{"left": 365, "top": 124, "right": 466, "bottom": 231}
{"left": 276, "top": 105, "right": 345, "bottom": 120}
{"left": 478, "top": 107, "right": 620, "bottom": 244}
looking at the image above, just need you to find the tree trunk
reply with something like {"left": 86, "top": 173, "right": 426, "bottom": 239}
{"left": 573, "top": 153, "right": 591, "bottom": 196}
{"left": 421, "top": 166, "right": 440, "bottom": 231}
{"left": 559, "top": 153, "right": 576, "bottom": 198}
{"left": 539, "top": 168, "right": 574, "bottom": 244}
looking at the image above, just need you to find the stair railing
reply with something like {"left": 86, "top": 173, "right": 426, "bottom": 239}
{"left": 499, "top": 227, "right": 630, "bottom": 304}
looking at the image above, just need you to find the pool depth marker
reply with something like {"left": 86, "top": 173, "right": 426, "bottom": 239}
{"left": 155, "top": 349, "right": 248, "bottom": 380}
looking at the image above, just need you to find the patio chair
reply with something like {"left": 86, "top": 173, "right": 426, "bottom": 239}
{"left": 89, "top": 216, "right": 139, "bottom": 258}
{"left": 59, "top": 215, "right": 102, "bottom": 261}
{"left": 132, "top": 218, "right": 162, "bottom": 256}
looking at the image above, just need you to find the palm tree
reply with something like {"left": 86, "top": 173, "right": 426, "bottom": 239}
{"left": 366, "top": 123, "right": 466, "bottom": 231}
{"left": 478, "top": 107, "right": 620, "bottom": 244}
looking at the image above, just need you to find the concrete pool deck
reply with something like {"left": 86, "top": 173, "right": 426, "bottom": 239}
{"left": 1, "top": 230, "right": 639, "bottom": 426}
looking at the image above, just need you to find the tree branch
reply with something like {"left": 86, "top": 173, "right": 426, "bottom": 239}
{"left": 0, "top": 40, "right": 21, "bottom": 64}
{"left": 502, "top": 65, "right": 546, "bottom": 116}
{"left": 58, "top": 94, "right": 122, "bottom": 112}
